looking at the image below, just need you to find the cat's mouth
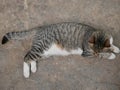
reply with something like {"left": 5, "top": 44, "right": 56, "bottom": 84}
{"left": 93, "top": 48, "right": 113, "bottom": 56}
{"left": 94, "top": 52, "right": 99, "bottom": 56}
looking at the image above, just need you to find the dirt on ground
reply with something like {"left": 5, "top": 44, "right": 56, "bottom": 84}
{"left": 0, "top": 0, "right": 120, "bottom": 90}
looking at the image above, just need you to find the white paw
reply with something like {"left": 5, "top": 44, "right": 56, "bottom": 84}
{"left": 108, "top": 53, "right": 116, "bottom": 60}
{"left": 23, "top": 62, "right": 30, "bottom": 78}
{"left": 111, "top": 45, "right": 120, "bottom": 53}
{"left": 30, "top": 61, "right": 37, "bottom": 73}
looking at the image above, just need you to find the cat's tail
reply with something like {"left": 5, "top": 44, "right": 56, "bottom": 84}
{"left": 1, "top": 30, "right": 36, "bottom": 44}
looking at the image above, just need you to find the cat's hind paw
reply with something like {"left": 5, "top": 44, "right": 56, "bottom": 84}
{"left": 30, "top": 61, "right": 37, "bottom": 73}
{"left": 23, "top": 62, "right": 30, "bottom": 78}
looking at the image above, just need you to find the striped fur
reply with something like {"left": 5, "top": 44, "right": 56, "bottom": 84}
{"left": 1, "top": 22, "right": 119, "bottom": 78}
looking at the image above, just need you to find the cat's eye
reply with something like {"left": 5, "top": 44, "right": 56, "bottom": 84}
{"left": 88, "top": 42, "right": 94, "bottom": 48}
{"left": 103, "top": 47, "right": 112, "bottom": 52}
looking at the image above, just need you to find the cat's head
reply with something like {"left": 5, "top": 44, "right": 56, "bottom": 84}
{"left": 88, "top": 31, "right": 112, "bottom": 54}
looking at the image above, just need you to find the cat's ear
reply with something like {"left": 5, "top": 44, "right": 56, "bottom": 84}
{"left": 88, "top": 35, "right": 95, "bottom": 44}
{"left": 104, "top": 39, "right": 110, "bottom": 47}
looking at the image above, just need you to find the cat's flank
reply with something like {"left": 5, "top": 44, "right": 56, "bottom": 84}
{"left": 1, "top": 22, "right": 120, "bottom": 78}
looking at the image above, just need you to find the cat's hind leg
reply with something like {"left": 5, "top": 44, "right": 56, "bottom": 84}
{"left": 23, "top": 61, "right": 30, "bottom": 78}
{"left": 23, "top": 60, "right": 37, "bottom": 78}
{"left": 30, "top": 60, "right": 37, "bottom": 73}
{"left": 23, "top": 49, "right": 41, "bottom": 78}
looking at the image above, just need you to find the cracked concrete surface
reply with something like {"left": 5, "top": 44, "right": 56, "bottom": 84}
{"left": 0, "top": 0, "right": 120, "bottom": 90}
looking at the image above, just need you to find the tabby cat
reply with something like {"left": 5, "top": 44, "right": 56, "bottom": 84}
{"left": 1, "top": 22, "right": 120, "bottom": 78}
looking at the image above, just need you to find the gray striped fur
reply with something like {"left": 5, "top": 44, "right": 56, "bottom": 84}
{"left": 2, "top": 22, "right": 112, "bottom": 61}
{"left": 2, "top": 22, "right": 117, "bottom": 78}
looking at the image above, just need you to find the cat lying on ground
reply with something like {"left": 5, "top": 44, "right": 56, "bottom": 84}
{"left": 1, "top": 22, "right": 120, "bottom": 78}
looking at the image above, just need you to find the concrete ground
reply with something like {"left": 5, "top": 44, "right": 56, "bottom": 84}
{"left": 0, "top": 0, "right": 120, "bottom": 90}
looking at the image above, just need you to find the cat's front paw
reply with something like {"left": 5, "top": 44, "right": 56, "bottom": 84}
{"left": 111, "top": 45, "right": 120, "bottom": 53}
{"left": 99, "top": 53, "right": 116, "bottom": 60}
{"left": 108, "top": 53, "right": 116, "bottom": 60}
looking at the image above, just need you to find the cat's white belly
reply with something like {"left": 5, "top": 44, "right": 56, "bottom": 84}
{"left": 43, "top": 44, "right": 83, "bottom": 56}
